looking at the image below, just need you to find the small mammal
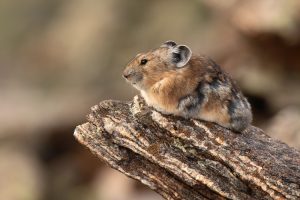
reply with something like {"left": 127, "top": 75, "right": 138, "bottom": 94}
{"left": 123, "top": 41, "right": 252, "bottom": 132}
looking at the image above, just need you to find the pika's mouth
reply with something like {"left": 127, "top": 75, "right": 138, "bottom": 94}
{"left": 127, "top": 79, "right": 138, "bottom": 85}
{"left": 123, "top": 71, "right": 143, "bottom": 90}
{"left": 123, "top": 76, "right": 136, "bottom": 86}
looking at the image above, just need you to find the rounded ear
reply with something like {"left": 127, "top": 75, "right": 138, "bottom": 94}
{"left": 161, "top": 40, "right": 177, "bottom": 48}
{"left": 171, "top": 45, "right": 192, "bottom": 68}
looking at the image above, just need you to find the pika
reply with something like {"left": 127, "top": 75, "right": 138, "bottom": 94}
{"left": 123, "top": 41, "right": 252, "bottom": 132}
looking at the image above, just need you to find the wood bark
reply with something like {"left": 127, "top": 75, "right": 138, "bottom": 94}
{"left": 74, "top": 95, "right": 300, "bottom": 200}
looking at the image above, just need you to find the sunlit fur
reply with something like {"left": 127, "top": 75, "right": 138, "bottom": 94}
{"left": 123, "top": 42, "right": 252, "bottom": 132}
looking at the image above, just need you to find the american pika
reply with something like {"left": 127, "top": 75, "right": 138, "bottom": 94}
{"left": 123, "top": 41, "right": 252, "bottom": 132}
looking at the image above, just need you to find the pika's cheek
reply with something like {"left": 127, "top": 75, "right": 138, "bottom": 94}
{"left": 130, "top": 72, "right": 143, "bottom": 84}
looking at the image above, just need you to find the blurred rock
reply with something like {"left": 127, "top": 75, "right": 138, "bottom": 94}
{"left": 0, "top": 144, "right": 44, "bottom": 200}
{"left": 231, "top": 0, "right": 300, "bottom": 43}
{"left": 93, "top": 167, "right": 163, "bottom": 200}
{"left": 0, "top": 86, "right": 98, "bottom": 139}
{"left": 265, "top": 107, "right": 300, "bottom": 149}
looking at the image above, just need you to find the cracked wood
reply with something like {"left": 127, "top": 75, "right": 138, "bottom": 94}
{"left": 74, "top": 95, "right": 300, "bottom": 200}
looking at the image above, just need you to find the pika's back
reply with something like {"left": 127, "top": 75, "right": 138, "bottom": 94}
{"left": 123, "top": 41, "right": 252, "bottom": 132}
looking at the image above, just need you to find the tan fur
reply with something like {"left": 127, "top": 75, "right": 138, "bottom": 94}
{"left": 123, "top": 41, "right": 252, "bottom": 132}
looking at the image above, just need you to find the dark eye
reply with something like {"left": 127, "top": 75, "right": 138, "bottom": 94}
{"left": 140, "top": 59, "right": 148, "bottom": 65}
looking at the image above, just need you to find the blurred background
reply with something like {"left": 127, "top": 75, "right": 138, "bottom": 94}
{"left": 1, "top": 0, "right": 300, "bottom": 200}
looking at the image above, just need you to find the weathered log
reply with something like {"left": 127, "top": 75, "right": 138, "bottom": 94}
{"left": 74, "top": 95, "right": 300, "bottom": 200}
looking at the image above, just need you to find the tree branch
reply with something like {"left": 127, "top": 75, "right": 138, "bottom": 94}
{"left": 74, "top": 95, "right": 300, "bottom": 200}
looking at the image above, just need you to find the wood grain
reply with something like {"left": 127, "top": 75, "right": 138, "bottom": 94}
{"left": 74, "top": 96, "right": 300, "bottom": 200}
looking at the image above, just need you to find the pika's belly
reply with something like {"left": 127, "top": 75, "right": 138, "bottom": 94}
{"left": 141, "top": 89, "right": 230, "bottom": 128}
{"left": 140, "top": 90, "right": 179, "bottom": 115}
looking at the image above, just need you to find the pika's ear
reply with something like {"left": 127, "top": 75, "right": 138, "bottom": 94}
{"left": 161, "top": 40, "right": 177, "bottom": 48}
{"left": 171, "top": 45, "right": 192, "bottom": 68}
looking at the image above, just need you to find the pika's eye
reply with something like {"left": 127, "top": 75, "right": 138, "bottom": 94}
{"left": 140, "top": 59, "right": 148, "bottom": 65}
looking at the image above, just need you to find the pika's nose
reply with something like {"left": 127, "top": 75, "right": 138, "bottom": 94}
{"left": 123, "top": 73, "right": 130, "bottom": 79}
{"left": 123, "top": 69, "right": 133, "bottom": 79}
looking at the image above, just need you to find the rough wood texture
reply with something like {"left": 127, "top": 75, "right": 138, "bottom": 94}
{"left": 74, "top": 95, "right": 300, "bottom": 200}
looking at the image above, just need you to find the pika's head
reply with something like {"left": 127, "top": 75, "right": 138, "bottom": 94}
{"left": 123, "top": 41, "right": 192, "bottom": 90}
